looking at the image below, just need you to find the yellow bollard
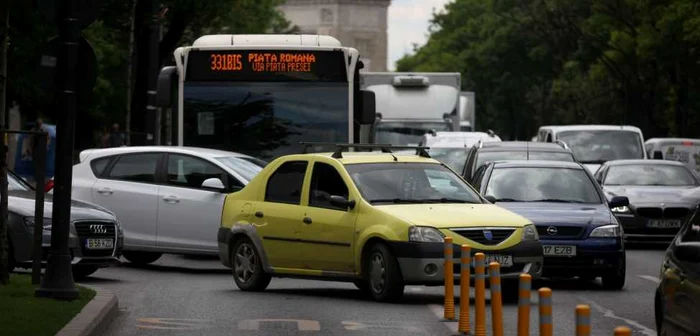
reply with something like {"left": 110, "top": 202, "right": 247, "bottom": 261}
{"left": 474, "top": 252, "right": 487, "bottom": 336}
{"left": 613, "top": 326, "right": 632, "bottom": 336}
{"left": 576, "top": 304, "right": 591, "bottom": 336}
{"left": 458, "top": 244, "right": 471, "bottom": 334}
{"left": 517, "top": 273, "right": 532, "bottom": 336}
{"left": 538, "top": 287, "right": 553, "bottom": 336}
{"left": 444, "top": 237, "right": 455, "bottom": 320}
{"left": 489, "top": 262, "right": 504, "bottom": 336}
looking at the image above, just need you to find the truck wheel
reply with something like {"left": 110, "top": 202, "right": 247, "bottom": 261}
{"left": 231, "top": 238, "right": 271, "bottom": 291}
{"left": 366, "top": 243, "right": 404, "bottom": 302}
{"left": 123, "top": 251, "right": 162, "bottom": 265}
{"left": 72, "top": 265, "right": 99, "bottom": 281}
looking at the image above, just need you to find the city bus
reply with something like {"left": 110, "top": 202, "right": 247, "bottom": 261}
{"left": 155, "top": 34, "right": 376, "bottom": 160}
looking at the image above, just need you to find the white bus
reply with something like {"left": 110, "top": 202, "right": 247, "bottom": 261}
{"left": 537, "top": 125, "right": 647, "bottom": 173}
{"left": 155, "top": 34, "right": 376, "bottom": 160}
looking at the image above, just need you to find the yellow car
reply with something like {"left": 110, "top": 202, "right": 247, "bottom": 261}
{"left": 217, "top": 144, "right": 543, "bottom": 302}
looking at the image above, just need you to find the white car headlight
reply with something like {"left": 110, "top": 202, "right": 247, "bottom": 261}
{"left": 522, "top": 224, "right": 539, "bottom": 241}
{"left": 590, "top": 224, "right": 622, "bottom": 237}
{"left": 611, "top": 206, "right": 630, "bottom": 213}
{"left": 409, "top": 226, "right": 445, "bottom": 242}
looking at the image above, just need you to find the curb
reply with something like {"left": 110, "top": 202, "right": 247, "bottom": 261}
{"left": 56, "top": 286, "right": 119, "bottom": 336}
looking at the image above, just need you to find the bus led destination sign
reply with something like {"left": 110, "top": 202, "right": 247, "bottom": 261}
{"left": 187, "top": 49, "right": 347, "bottom": 82}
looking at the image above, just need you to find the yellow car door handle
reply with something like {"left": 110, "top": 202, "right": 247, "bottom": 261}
{"left": 303, "top": 217, "right": 312, "bottom": 225}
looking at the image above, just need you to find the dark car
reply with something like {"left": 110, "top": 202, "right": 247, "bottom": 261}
{"left": 654, "top": 205, "right": 700, "bottom": 335}
{"left": 461, "top": 141, "right": 576, "bottom": 181}
{"left": 594, "top": 160, "right": 700, "bottom": 243}
{"left": 471, "top": 160, "right": 629, "bottom": 289}
{"left": 6, "top": 170, "right": 123, "bottom": 280}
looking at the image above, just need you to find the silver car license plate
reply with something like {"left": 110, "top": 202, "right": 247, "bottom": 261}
{"left": 543, "top": 245, "right": 577, "bottom": 256}
{"left": 647, "top": 220, "right": 681, "bottom": 229}
{"left": 86, "top": 238, "right": 114, "bottom": 250}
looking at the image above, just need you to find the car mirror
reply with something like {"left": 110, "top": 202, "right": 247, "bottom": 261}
{"left": 484, "top": 195, "right": 497, "bottom": 203}
{"left": 329, "top": 195, "right": 356, "bottom": 210}
{"left": 673, "top": 242, "right": 700, "bottom": 263}
{"left": 201, "top": 178, "right": 226, "bottom": 192}
{"left": 608, "top": 196, "right": 629, "bottom": 209}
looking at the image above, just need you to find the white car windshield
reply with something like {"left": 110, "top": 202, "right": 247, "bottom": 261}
{"left": 604, "top": 164, "right": 699, "bottom": 186}
{"left": 557, "top": 130, "right": 644, "bottom": 163}
{"left": 215, "top": 156, "right": 265, "bottom": 182}
{"left": 345, "top": 162, "right": 483, "bottom": 204}
{"left": 485, "top": 167, "right": 602, "bottom": 204}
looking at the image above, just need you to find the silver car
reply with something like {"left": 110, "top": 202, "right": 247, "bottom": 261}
{"left": 7, "top": 170, "right": 123, "bottom": 280}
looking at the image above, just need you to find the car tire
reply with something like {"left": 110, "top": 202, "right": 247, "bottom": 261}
{"left": 353, "top": 280, "right": 370, "bottom": 293}
{"left": 654, "top": 289, "right": 664, "bottom": 333}
{"left": 123, "top": 251, "right": 162, "bottom": 265}
{"left": 366, "top": 243, "right": 404, "bottom": 302}
{"left": 231, "top": 238, "right": 271, "bottom": 291}
{"left": 601, "top": 255, "right": 626, "bottom": 290}
{"left": 72, "top": 265, "right": 99, "bottom": 281}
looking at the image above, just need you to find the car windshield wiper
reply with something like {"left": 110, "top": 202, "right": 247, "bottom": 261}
{"left": 491, "top": 198, "right": 524, "bottom": 202}
{"left": 419, "top": 198, "right": 480, "bottom": 204}
{"left": 369, "top": 198, "right": 425, "bottom": 204}
{"left": 528, "top": 199, "right": 585, "bottom": 203}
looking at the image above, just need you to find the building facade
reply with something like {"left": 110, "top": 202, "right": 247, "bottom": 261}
{"left": 278, "top": 0, "right": 391, "bottom": 71}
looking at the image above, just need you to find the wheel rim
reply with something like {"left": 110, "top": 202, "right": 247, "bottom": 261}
{"left": 369, "top": 252, "right": 386, "bottom": 294}
{"left": 234, "top": 243, "right": 257, "bottom": 284}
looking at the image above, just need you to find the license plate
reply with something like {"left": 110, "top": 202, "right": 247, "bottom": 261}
{"left": 472, "top": 254, "right": 513, "bottom": 267}
{"left": 647, "top": 220, "right": 681, "bottom": 229}
{"left": 543, "top": 245, "right": 577, "bottom": 256}
{"left": 85, "top": 238, "right": 114, "bottom": 250}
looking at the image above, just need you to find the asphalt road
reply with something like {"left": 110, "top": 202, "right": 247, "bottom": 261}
{"left": 73, "top": 245, "right": 666, "bottom": 336}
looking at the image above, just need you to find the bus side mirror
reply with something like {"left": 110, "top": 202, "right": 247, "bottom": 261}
{"left": 356, "top": 90, "right": 376, "bottom": 125}
{"left": 653, "top": 151, "right": 663, "bottom": 159}
{"left": 156, "top": 66, "right": 178, "bottom": 108}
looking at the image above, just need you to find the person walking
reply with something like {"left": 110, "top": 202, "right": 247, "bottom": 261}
{"left": 108, "top": 123, "right": 125, "bottom": 147}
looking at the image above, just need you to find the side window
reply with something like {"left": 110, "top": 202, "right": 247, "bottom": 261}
{"left": 545, "top": 133, "right": 552, "bottom": 142}
{"left": 309, "top": 162, "right": 349, "bottom": 211}
{"left": 90, "top": 157, "right": 112, "bottom": 177}
{"left": 265, "top": 161, "right": 308, "bottom": 205}
{"left": 166, "top": 154, "right": 230, "bottom": 190}
{"left": 470, "top": 165, "right": 488, "bottom": 191}
{"left": 107, "top": 153, "right": 159, "bottom": 183}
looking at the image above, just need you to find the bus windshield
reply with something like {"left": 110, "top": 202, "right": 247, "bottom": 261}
{"left": 375, "top": 121, "right": 451, "bottom": 146}
{"left": 557, "top": 130, "right": 644, "bottom": 163}
{"left": 183, "top": 82, "right": 348, "bottom": 161}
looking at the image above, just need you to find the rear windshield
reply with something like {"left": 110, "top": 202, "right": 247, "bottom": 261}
{"left": 485, "top": 167, "right": 602, "bottom": 204}
{"left": 476, "top": 150, "right": 574, "bottom": 169}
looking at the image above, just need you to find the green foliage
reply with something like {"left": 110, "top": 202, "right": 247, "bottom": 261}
{"left": 396, "top": 0, "right": 700, "bottom": 139}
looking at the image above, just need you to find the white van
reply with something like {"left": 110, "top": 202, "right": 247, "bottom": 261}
{"left": 645, "top": 138, "right": 700, "bottom": 176}
{"left": 537, "top": 125, "right": 646, "bottom": 173}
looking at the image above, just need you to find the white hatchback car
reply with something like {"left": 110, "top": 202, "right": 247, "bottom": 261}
{"left": 71, "top": 146, "right": 267, "bottom": 265}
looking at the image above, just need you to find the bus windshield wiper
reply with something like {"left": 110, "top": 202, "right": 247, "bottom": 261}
{"left": 369, "top": 198, "right": 425, "bottom": 204}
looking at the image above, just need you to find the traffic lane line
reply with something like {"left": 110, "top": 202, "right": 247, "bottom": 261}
{"left": 637, "top": 275, "right": 660, "bottom": 284}
{"left": 577, "top": 297, "right": 656, "bottom": 336}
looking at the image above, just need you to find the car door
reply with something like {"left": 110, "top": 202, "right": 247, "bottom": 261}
{"left": 254, "top": 160, "right": 309, "bottom": 270}
{"left": 661, "top": 211, "right": 700, "bottom": 335}
{"left": 297, "top": 161, "right": 357, "bottom": 273}
{"left": 91, "top": 152, "right": 162, "bottom": 249}
{"left": 155, "top": 153, "right": 238, "bottom": 253}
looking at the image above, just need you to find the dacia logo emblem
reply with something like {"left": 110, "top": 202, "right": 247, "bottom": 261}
{"left": 483, "top": 230, "right": 493, "bottom": 241}
{"left": 546, "top": 226, "right": 558, "bottom": 235}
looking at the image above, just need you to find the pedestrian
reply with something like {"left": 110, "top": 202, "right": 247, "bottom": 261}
{"left": 109, "top": 123, "right": 125, "bottom": 147}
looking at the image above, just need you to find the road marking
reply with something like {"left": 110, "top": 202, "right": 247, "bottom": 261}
{"left": 237, "top": 319, "right": 321, "bottom": 331}
{"left": 136, "top": 318, "right": 210, "bottom": 330}
{"left": 638, "top": 275, "right": 661, "bottom": 284}
{"left": 428, "top": 304, "right": 458, "bottom": 333}
{"left": 342, "top": 321, "right": 424, "bottom": 332}
{"left": 407, "top": 287, "right": 424, "bottom": 292}
{"left": 577, "top": 298, "right": 656, "bottom": 335}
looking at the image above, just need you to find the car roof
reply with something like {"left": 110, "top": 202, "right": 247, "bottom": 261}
{"left": 78, "top": 146, "right": 255, "bottom": 163}
{"left": 478, "top": 141, "right": 571, "bottom": 152}
{"left": 283, "top": 152, "right": 441, "bottom": 165}
{"left": 602, "top": 159, "right": 686, "bottom": 167}
{"left": 538, "top": 124, "right": 642, "bottom": 132}
{"left": 490, "top": 160, "right": 584, "bottom": 169}
{"left": 645, "top": 137, "right": 700, "bottom": 145}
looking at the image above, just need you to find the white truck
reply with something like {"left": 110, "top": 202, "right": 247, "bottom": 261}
{"left": 360, "top": 72, "right": 461, "bottom": 145}
{"left": 459, "top": 91, "right": 476, "bottom": 131}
